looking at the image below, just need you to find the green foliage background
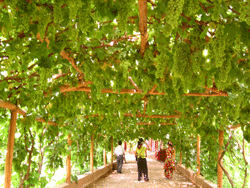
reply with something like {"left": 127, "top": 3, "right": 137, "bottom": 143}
{"left": 0, "top": 0, "right": 250, "bottom": 187}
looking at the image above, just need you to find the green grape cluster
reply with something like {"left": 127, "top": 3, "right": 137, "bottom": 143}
{"left": 68, "top": 0, "right": 82, "bottom": 23}
{"left": 196, "top": 72, "right": 205, "bottom": 87}
{"left": 118, "top": 2, "right": 129, "bottom": 33}
{"left": 39, "top": 67, "right": 51, "bottom": 90}
{"left": 239, "top": 1, "right": 250, "bottom": 25}
{"left": 183, "top": 0, "right": 199, "bottom": 16}
{"left": 38, "top": 10, "right": 52, "bottom": 39}
{"left": 191, "top": 52, "right": 202, "bottom": 74}
{"left": 230, "top": 97, "right": 242, "bottom": 120}
{"left": 165, "top": 0, "right": 185, "bottom": 31}
{"left": 172, "top": 77, "right": 180, "bottom": 100}
{"left": 78, "top": 3, "right": 93, "bottom": 32}
{"left": 16, "top": 15, "right": 30, "bottom": 33}
{"left": 234, "top": 34, "right": 241, "bottom": 53}
{"left": 181, "top": 64, "right": 193, "bottom": 93}
{"left": 53, "top": 0, "right": 64, "bottom": 23}
{"left": 206, "top": 74, "right": 214, "bottom": 88}
{"left": 211, "top": 2, "right": 220, "bottom": 22}
{"left": 6, "top": 0, "right": 18, "bottom": 17}
{"left": 172, "top": 42, "right": 190, "bottom": 78}
{"left": 208, "top": 25, "right": 226, "bottom": 68}
{"left": 120, "top": 61, "right": 131, "bottom": 79}
{"left": 217, "top": 51, "right": 232, "bottom": 90}
{"left": 156, "top": 53, "right": 168, "bottom": 79}
{"left": 69, "top": 27, "right": 79, "bottom": 44}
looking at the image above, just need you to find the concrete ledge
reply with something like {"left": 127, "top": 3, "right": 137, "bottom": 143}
{"left": 54, "top": 162, "right": 117, "bottom": 188}
{"left": 177, "top": 164, "right": 217, "bottom": 188}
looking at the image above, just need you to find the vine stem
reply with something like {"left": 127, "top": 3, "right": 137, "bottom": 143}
{"left": 218, "top": 131, "right": 234, "bottom": 188}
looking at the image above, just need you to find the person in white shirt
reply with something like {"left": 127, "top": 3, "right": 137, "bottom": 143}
{"left": 115, "top": 141, "right": 125, "bottom": 173}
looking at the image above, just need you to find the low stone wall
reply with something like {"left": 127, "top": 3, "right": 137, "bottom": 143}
{"left": 54, "top": 162, "right": 117, "bottom": 188}
{"left": 176, "top": 164, "right": 217, "bottom": 188}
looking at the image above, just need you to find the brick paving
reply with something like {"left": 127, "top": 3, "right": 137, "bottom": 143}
{"left": 87, "top": 153, "right": 196, "bottom": 188}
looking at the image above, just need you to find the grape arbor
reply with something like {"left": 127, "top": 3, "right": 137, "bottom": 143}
{"left": 0, "top": 0, "right": 250, "bottom": 187}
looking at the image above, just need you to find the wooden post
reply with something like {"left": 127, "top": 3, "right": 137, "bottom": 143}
{"left": 218, "top": 129, "right": 224, "bottom": 188}
{"left": 90, "top": 134, "right": 94, "bottom": 172}
{"left": 197, "top": 135, "right": 201, "bottom": 176}
{"left": 4, "top": 110, "right": 17, "bottom": 188}
{"left": 111, "top": 136, "right": 113, "bottom": 166}
{"left": 103, "top": 149, "right": 107, "bottom": 166}
{"left": 66, "top": 134, "right": 72, "bottom": 183}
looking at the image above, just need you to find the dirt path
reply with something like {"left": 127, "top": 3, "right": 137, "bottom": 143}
{"left": 86, "top": 153, "right": 196, "bottom": 188}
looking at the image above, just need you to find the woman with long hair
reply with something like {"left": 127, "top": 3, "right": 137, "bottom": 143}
{"left": 164, "top": 141, "right": 175, "bottom": 179}
{"left": 135, "top": 140, "right": 149, "bottom": 181}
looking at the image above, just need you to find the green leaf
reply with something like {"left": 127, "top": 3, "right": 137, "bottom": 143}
{"left": 0, "top": 81, "right": 8, "bottom": 91}
{"left": 200, "top": 27, "right": 209, "bottom": 39}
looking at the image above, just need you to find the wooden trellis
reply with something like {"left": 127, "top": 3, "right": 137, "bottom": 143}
{"left": 0, "top": 0, "right": 242, "bottom": 187}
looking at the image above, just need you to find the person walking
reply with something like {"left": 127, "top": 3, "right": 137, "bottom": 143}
{"left": 115, "top": 141, "right": 125, "bottom": 173}
{"left": 135, "top": 140, "right": 149, "bottom": 181}
{"left": 164, "top": 141, "right": 175, "bottom": 179}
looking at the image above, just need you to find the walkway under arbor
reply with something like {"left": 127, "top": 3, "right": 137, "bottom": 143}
{"left": 86, "top": 153, "right": 195, "bottom": 188}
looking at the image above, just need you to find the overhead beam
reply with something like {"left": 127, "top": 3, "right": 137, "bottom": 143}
{"left": 0, "top": 100, "right": 58, "bottom": 126}
{"left": 183, "top": 93, "right": 228, "bottom": 97}
{"left": 0, "top": 100, "right": 26, "bottom": 116}
{"left": 128, "top": 77, "right": 143, "bottom": 93}
{"left": 137, "top": 122, "right": 177, "bottom": 125}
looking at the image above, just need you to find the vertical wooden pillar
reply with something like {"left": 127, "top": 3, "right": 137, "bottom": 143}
{"left": 66, "top": 134, "right": 72, "bottom": 183}
{"left": 197, "top": 135, "right": 201, "bottom": 176}
{"left": 218, "top": 129, "right": 224, "bottom": 188}
{"left": 103, "top": 149, "right": 107, "bottom": 166}
{"left": 90, "top": 134, "right": 94, "bottom": 172}
{"left": 111, "top": 136, "right": 113, "bottom": 166}
{"left": 4, "top": 110, "right": 17, "bottom": 188}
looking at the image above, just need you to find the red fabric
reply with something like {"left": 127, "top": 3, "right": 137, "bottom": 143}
{"left": 164, "top": 147, "right": 175, "bottom": 178}
{"left": 155, "top": 141, "right": 158, "bottom": 151}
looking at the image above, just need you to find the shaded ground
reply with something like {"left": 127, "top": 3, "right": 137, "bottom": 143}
{"left": 86, "top": 153, "right": 196, "bottom": 188}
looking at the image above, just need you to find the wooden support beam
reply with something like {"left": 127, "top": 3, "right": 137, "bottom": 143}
{"left": 183, "top": 93, "right": 228, "bottom": 97}
{"left": 138, "top": 0, "right": 148, "bottom": 57}
{"left": 218, "top": 129, "right": 224, "bottom": 188}
{"left": 0, "top": 100, "right": 58, "bottom": 126}
{"left": 90, "top": 134, "right": 94, "bottom": 173}
{"left": 103, "top": 149, "right": 107, "bottom": 167}
{"left": 4, "top": 110, "right": 17, "bottom": 188}
{"left": 84, "top": 113, "right": 181, "bottom": 119}
{"left": 111, "top": 136, "right": 114, "bottom": 166}
{"left": 204, "top": 86, "right": 228, "bottom": 97}
{"left": 0, "top": 100, "right": 26, "bottom": 116}
{"left": 60, "top": 50, "right": 83, "bottom": 77}
{"left": 136, "top": 122, "right": 177, "bottom": 125}
{"left": 66, "top": 134, "right": 72, "bottom": 183}
{"left": 148, "top": 84, "right": 157, "bottom": 94}
{"left": 197, "top": 135, "right": 201, "bottom": 176}
{"left": 124, "top": 113, "right": 181, "bottom": 119}
{"left": 128, "top": 77, "right": 142, "bottom": 93}
{"left": 59, "top": 85, "right": 228, "bottom": 97}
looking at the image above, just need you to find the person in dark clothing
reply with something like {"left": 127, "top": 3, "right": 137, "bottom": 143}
{"left": 135, "top": 141, "right": 149, "bottom": 181}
